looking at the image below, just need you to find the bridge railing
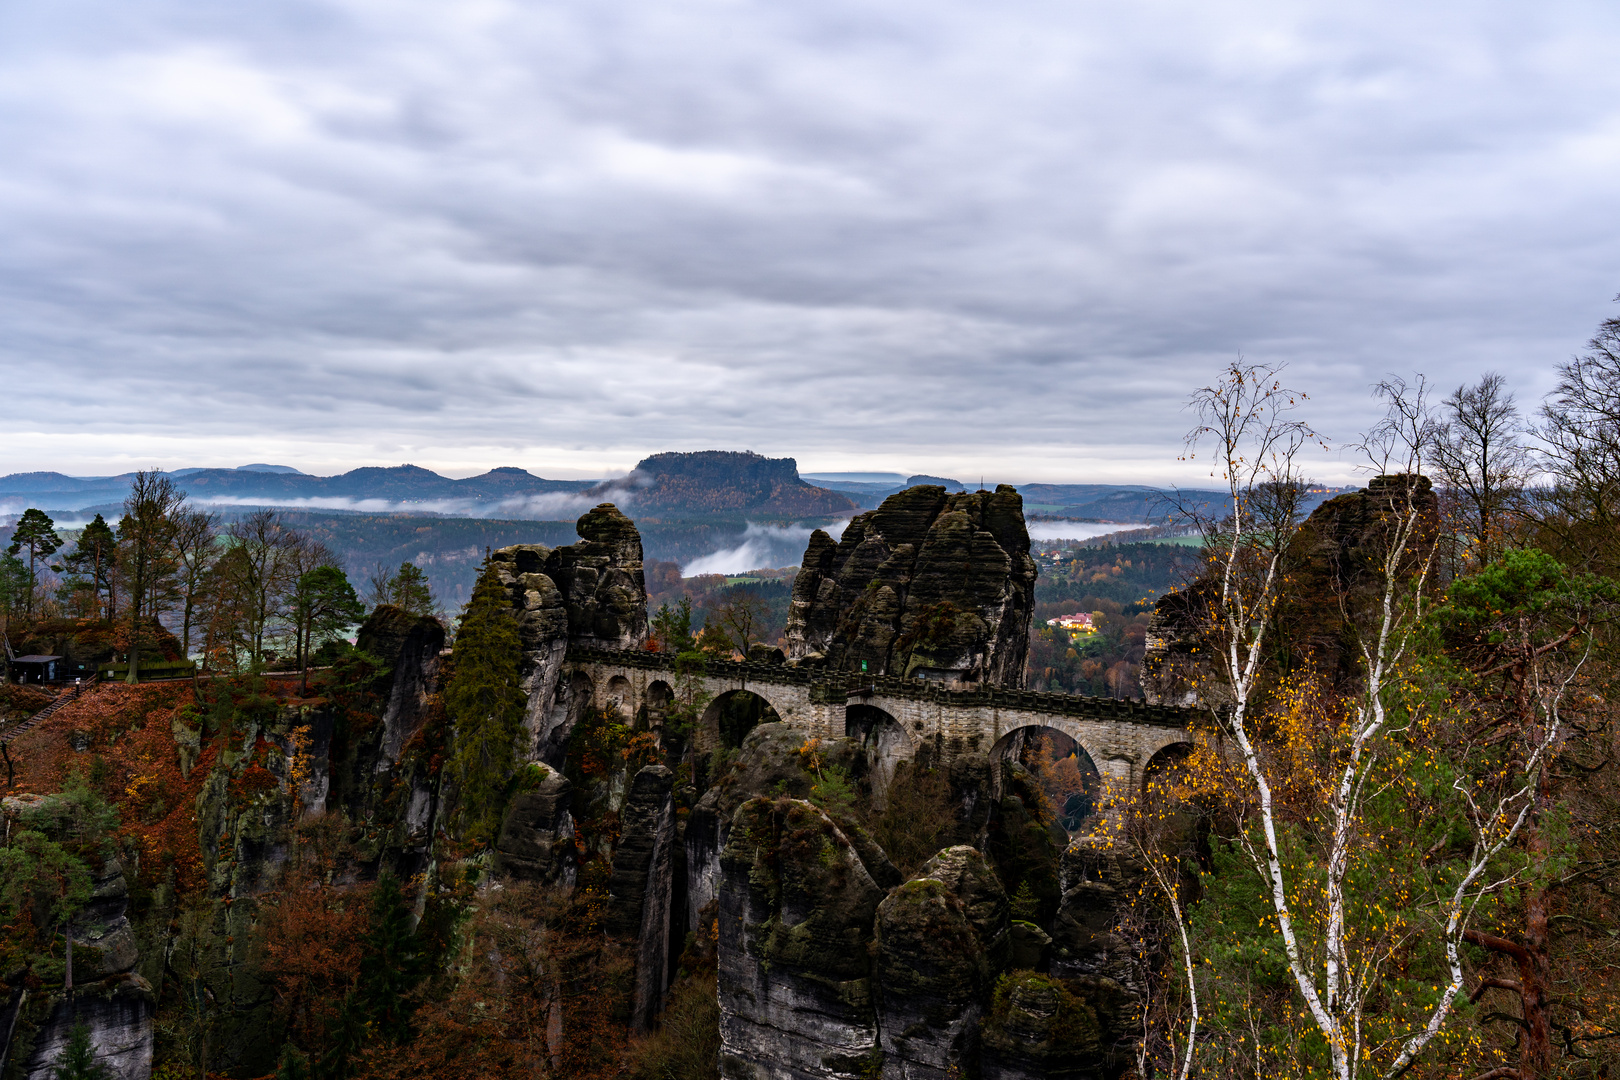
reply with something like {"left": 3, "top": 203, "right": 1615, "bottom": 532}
{"left": 563, "top": 645, "right": 819, "bottom": 686}
{"left": 564, "top": 646, "right": 1201, "bottom": 729}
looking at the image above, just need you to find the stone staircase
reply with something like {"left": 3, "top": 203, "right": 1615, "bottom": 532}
{"left": 1, "top": 681, "right": 87, "bottom": 746}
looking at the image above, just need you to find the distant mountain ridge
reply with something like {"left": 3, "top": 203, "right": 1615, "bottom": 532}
{"left": 0, "top": 465, "right": 595, "bottom": 512}
{"left": 0, "top": 453, "right": 860, "bottom": 522}
{"left": 0, "top": 458, "right": 1345, "bottom": 526}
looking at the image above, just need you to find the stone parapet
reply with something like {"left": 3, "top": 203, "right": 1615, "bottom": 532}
{"left": 563, "top": 645, "right": 1199, "bottom": 730}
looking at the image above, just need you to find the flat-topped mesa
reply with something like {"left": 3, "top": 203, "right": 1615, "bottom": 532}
{"left": 591, "top": 449, "right": 859, "bottom": 518}
{"left": 784, "top": 484, "right": 1037, "bottom": 688}
{"left": 487, "top": 503, "right": 649, "bottom": 762}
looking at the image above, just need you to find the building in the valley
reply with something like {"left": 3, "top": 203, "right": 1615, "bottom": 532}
{"left": 1046, "top": 612, "right": 1096, "bottom": 633}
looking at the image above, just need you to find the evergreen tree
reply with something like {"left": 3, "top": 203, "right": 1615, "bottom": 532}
{"left": 388, "top": 562, "right": 435, "bottom": 618}
{"left": 60, "top": 514, "right": 118, "bottom": 620}
{"left": 0, "top": 553, "right": 32, "bottom": 618}
{"left": 291, "top": 565, "right": 364, "bottom": 694}
{"left": 315, "top": 992, "right": 367, "bottom": 1080}
{"left": 355, "top": 872, "right": 423, "bottom": 1042}
{"left": 274, "top": 1043, "right": 311, "bottom": 1080}
{"left": 52, "top": 1020, "right": 109, "bottom": 1080}
{"left": 6, "top": 507, "right": 61, "bottom": 616}
{"left": 651, "top": 596, "right": 697, "bottom": 653}
{"left": 445, "top": 562, "right": 526, "bottom": 843}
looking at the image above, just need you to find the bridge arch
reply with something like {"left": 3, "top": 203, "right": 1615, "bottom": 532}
{"left": 567, "top": 670, "right": 595, "bottom": 726}
{"left": 1142, "top": 740, "right": 1196, "bottom": 799}
{"left": 991, "top": 724, "right": 1103, "bottom": 834}
{"left": 604, "top": 674, "right": 634, "bottom": 716}
{"left": 845, "top": 703, "right": 912, "bottom": 807}
{"left": 636, "top": 679, "right": 673, "bottom": 730}
{"left": 703, "top": 688, "right": 785, "bottom": 750}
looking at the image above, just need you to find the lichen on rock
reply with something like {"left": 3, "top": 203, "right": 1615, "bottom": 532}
{"left": 784, "top": 485, "right": 1036, "bottom": 687}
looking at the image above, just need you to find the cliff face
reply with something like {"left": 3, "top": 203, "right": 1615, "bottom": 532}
{"left": 0, "top": 832, "right": 154, "bottom": 1080}
{"left": 693, "top": 725, "right": 1139, "bottom": 1080}
{"left": 594, "top": 451, "right": 859, "bottom": 519}
{"left": 784, "top": 485, "right": 1036, "bottom": 686}
{"left": 718, "top": 796, "right": 887, "bottom": 1080}
{"left": 486, "top": 503, "right": 650, "bottom": 763}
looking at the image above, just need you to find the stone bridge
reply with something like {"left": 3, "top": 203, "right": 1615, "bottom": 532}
{"left": 563, "top": 646, "right": 1201, "bottom": 798}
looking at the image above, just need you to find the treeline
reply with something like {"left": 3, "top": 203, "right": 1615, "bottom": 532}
{"left": 1123, "top": 313, "right": 1620, "bottom": 1080}
{"left": 645, "top": 560, "right": 796, "bottom": 650}
{"left": 2, "top": 471, "right": 438, "bottom": 681}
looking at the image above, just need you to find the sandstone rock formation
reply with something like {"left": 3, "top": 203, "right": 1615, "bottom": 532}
{"left": 784, "top": 485, "right": 1036, "bottom": 686}
{"left": 1142, "top": 473, "right": 1441, "bottom": 706}
{"left": 718, "top": 797, "right": 885, "bottom": 1080}
{"left": 607, "top": 765, "right": 677, "bottom": 1032}
{"left": 359, "top": 605, "right": 447, "bottom": 769}
{"left": 683, "top": 723, "right": 876, "bottom": 933}
{"left": 874, "top": 848, "right": 1010, "bottom": 1080}
{"left": 979, "top": 970, "right": 1132, "bottom": 1080}
{"left": 486, "top": 503, "right": 649, "bottom": 763}
{"left": 493, "top": 764, "right": 577, "bottom": 887}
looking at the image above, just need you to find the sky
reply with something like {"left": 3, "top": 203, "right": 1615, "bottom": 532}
{"left": 2, "top": 0, "right": 1617, "bottom": 486}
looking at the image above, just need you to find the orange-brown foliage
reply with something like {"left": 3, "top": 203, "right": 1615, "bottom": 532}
{"left": 355, "top": 882, "right": 631, "bottom": 1080}
{"left": 256, "top": 834, "right": 372, "bottom": 1045}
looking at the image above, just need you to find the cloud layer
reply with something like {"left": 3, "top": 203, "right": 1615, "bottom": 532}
{"left": 2, "top": 0, "right": 1617, "bottom": 483}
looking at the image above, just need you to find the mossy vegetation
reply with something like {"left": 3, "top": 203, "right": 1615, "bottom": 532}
{"left": 443, "top": 562, "right": 527, "bottom": 844}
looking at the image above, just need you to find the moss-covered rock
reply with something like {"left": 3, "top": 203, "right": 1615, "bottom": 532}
{"left": 874, "top": 877, "right": 989, "bottom": 1080}
{"left": 1050, "top": 845, "right": 1149, "bottom": 996}
{"left": 917, "top": 845, "right": 1010, "bottom": 970}
{"left": 979, "top": 971, "right": 1131, "bottom": 1080}
{"left": 784, "top": 485, "right": 1036, "bottom": 686}
{"left": 717, "top": 797, "right": 884, "bottom": 1080}
{"left": 492, "top": 764, "right": 576, "bottom": 886}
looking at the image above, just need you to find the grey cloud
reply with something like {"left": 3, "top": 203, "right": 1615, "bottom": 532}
{"left": 0, "top": 0, "right": 1617, "bottom": 483}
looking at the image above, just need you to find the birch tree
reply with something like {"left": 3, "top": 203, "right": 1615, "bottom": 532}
{"left": 1139, "top": 363, "right": 1589, "bottom": 1079}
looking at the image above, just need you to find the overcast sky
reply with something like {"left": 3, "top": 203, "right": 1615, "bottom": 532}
{"left": 2, "top": 0, "right": 1617, "bottom": 485}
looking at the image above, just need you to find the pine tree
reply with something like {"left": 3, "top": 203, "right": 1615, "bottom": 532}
{"left": 1010, "top": 881, "right": 1040, "bottom": 924}
{"left": 292, "top": 565, "right": 364, "bottom": 694}
{"left": 445, "top": 562, "right": 527, "bottom": 843}
{"left": 6, "top": 508, "right": 61, "bottom": 616}
{"left": 52, "top": 1020, "right": 109, "bottom": 1080}
{"left": 388, "top": 562, "right": 435, "bottom": 618}
{"left": 60, "top": 514, "right": 118, "bottom": 620}
{"left": 0, "top": 554, "right": 32, "bottom": 618}
{"left": 315, "top": 992, "right": 367, "bottom": 1080}
{"left": 355, "top": 872, "right": 422, "bottom": 1042}
{"left": 274, "top": 1043, "right": 311, "bottom": 1080}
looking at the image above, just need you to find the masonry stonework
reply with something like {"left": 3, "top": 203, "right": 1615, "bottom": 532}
{"left": 561, "top": 647, "right": 1197, "bottom": 803}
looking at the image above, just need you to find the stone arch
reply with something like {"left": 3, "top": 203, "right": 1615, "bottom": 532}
{"left": 845, "top": 703, "right": 911, "bottom": 808}
{"left": 702, "top": 688, "right": 784, "bottom": 751}
{"left": 566, "top": 670, "right": 595, "bottom": 728}
{"left": 605, "top": 674, "right": 634, "bottom": 717}
{"left": 636, "top": 679, "right": 673, "bottom": 730}
{"left": 990, "top": 724, "right": 1103, "bottom": 834}
{"left": 1141, "top": 740, "right": 1196, "bottom": 799}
